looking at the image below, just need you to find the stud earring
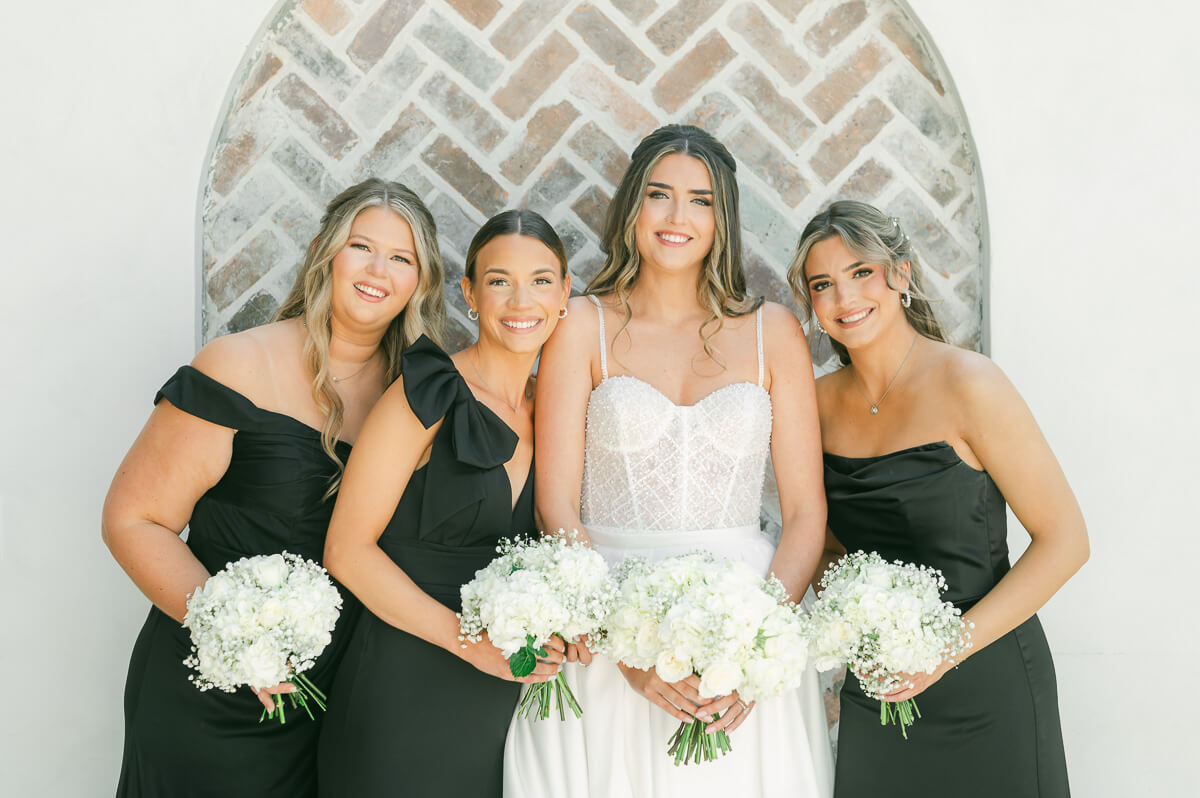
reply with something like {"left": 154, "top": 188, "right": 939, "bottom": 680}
{"left": 900, "top": 291, "right": 912, "bottom": 309}
{"left": 814, "top": 319, "right": 825, "bottom": 335}
{"left": 558, "top": 306, "right": 569, "bottom": 319}
{"left": 467, "top": 308, "right": 479, "bottom": 321}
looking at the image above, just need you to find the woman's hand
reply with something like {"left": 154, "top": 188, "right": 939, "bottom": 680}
{"left": 879, "top": 656, "right": 958, "bottom": 703}
{"left": 460, "top": 632, "right": 564, "bottom": 684}
{"left": 688, "top": 679, "right": 755, "bottom": 734}
{"left": 251, "top": 682, "right": 297, "bottom": 713}
{"left": 619, "top": 664, "right": 698, "bottom": 724}
{"left": 564, "top": 634, "right": 594, "bottom": 665}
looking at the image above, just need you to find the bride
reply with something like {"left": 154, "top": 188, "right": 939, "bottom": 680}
{"left": 504, "top": 125, "right": 833, "bottom": 797}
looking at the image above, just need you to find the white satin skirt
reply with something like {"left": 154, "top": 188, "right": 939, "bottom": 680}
{"left": 503, "top": 524, "right": 834, "bottom": 798}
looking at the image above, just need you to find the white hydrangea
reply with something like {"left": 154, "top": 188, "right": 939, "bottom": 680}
{"left": 807, "top": 550, "right": 973, "bottom": 737}
{"left": 458, "top": 531, "right": 617, "bottom": 721}
{"left": 182, "top": 551, "right": 343, "bottom": 720}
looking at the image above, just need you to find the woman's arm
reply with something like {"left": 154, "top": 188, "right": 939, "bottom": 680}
{"left": 885, "top": 353, "right": 1089, "bottom": 701}
{"left": 533, "top": 295, "right": 599, "bottom": 540}
{"left": 761, "top": 304, "right": 828, "bottom": 602}
{"left": 323, "top": 376, "right": 558, "bottom": 683}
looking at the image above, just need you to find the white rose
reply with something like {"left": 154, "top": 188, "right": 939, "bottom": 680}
{"left": 258, "top": 597, "right": 285, "bottom": 627}
{"left": 655, "top": 650, "right": 693, "bottom": 684}
{"left": 698, "top": 662, "right": 744, "bottom": 698}
{"left": 251, "top": 554, "right": 289, "bottom": 588}
{"left": 239, "top": 638, "right": 288, "bottom": 688}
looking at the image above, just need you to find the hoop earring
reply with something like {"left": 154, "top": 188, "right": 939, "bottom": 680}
{"left": 558, "top": 306, "right": 569, "bottom": 319}
{"left": 900, "top": 291, "right": 912, "bottom": 309}
{"left": 467, "top": 308, "right": 479, "bottom": 321}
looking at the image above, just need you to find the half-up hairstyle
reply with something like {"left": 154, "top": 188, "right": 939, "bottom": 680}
{"left": 276, "top": 177, "right": 447, "bottom": 495}
{"left": 586, "top": 124, "right": 761, "bottom": 366}
{"left": 787, "top": 200, "right": 945, "bottom": 366}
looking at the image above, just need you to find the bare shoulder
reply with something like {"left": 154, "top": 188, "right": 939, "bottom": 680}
{"left": 548, "top": 295, "right": 603, "bottom": 354}
{"left": 932, "top": 343, "right": 1021, "bottom": 415}
{"left": 758, "top": 300, "right": 805, "bottom": 339}
{"left": 191, "top": 320, "right": 300, "bottom": 401}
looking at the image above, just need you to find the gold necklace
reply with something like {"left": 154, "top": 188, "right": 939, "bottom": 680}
{"left": 470, "top": 349, "right": 525, "bottom": 413}
{"left": 851, "top": 333, "right": 918, "bottom": 415}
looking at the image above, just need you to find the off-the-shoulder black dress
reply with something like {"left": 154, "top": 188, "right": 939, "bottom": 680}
{"left": 317, "top": 337, "right": 533, "bottom": 798}
{"left": 117, "top": 366, "right": 360, "bottom": 797}
{"left": 824, "top": 442, "right": 1070, "bottom": 797}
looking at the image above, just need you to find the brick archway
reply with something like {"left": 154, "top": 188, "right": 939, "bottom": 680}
{"left": 201, "top": 0, "right": 987, "bottom": 372}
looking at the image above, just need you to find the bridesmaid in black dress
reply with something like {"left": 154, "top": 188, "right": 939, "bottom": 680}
{"left": 788, "top": 201, "right": 1088, "bottom": 797}
{"left": 102, "top": 178, "right": 447, "bottom": 797}
{"left": 317, "top": 210, "right": 572, "bottom": 798}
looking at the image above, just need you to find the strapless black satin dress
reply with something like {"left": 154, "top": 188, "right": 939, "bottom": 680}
{"left": 824, "top": 442, "right": 1069, "bottom": 797}
{"left": 317, "top": 337, "right": 533, "bottom": 798}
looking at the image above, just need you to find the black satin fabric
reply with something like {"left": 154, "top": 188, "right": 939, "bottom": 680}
{"left": 317, "top": 337, "right": 532, "bottom": 798}
{"left": 117, "top": 367, "right": 361, "bottom": 798}
{"left": 825, "top": 443, "right": 1069, "bottom": 798}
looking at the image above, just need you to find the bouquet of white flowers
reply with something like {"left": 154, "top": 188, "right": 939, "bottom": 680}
{"left": 458, "top": 532, "right": 616, "bottom": 720}
{"left": 182, "top": 552, "right": 343, "bottom": 724}
{"left": 808, "top": 550, "right": 973, "bottom": 738}
{"left": 597, "top": 552, "right": 811, "bottom": 766}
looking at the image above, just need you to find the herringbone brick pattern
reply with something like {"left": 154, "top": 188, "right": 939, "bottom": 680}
{"left": 202, "top": 0, "right": 985, "bottom": 371}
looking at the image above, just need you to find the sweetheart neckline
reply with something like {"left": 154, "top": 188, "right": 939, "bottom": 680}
{"left": 591, "top": 374, "right": 769, "bottom": 408}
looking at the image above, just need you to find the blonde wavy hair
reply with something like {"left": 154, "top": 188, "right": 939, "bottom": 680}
{"left": 586, "top": 124, "right": 761, "bottom": 366}
{"left": 276, "top": 178, "right": 447, "bottom": 495}
{"left": 787, "top": 200, "right": 945, "bottom": 366}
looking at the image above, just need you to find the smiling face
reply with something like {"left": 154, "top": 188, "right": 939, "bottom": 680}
{"left": 804, "top": 234, "right": 912, "bottom": 351}
{"left": 328, "top": 205, "right": 421, "bottom": 334}
{"left": 633, "top": 152, "right": 716, "bottom": 275}
{"left": 463, "top": 233, "right": 571, "bottom": 356}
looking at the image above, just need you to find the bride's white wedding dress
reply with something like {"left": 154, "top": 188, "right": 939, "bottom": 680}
{"left": 504, "top": 297, "right": 833, "bottom": 797}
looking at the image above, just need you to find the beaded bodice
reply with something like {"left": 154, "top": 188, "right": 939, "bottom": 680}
{"left": 579, "top": 297, "right": 772, "bottom": 532}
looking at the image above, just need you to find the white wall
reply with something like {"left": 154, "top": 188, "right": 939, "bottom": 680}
{"left": 1, "top": 1, "right": 1195, "bottom": 794}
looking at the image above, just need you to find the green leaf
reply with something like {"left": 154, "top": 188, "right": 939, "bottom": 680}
{"left": 509, "top": 644, "right": 537, "bottom": 678}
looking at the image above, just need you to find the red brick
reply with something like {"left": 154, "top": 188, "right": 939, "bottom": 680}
{"left": 493, "top": 32, "right": 578, "bottom": 120}
{"left": 354, "top": 104, "right": 435, "bottom": 180}
{"left": 652, "top": 31, "right": 736, "bottom": 114}
{"left": 571, "top": 185, "right": 611, "bottom": 238}
{"left": 523, "top": 158, "right": 585, "bottom": 215}
{"left": 421, "top": 135, "right": 508, "bottom": 216}
{"left": 729, "top": 65, "right": 816, "bottom": 150}
{"left": 683, "top": 92, "right": 739, "bottom": 134}
{"left": 500, "top": 101, "right": 581, "bottom": 184}
{"left": 804, "top": 41, "right": 892, "bottom": 124}
{"left": 234, "top": 52, "right": 282, "bottom": 110}
{"left": 882, "top": 11, "right": 946, "bottom": 96}
{"left": 569, "top": 63, "right": 657, "bottom": 137}
{"left": 804, "top": 1, "right": 868, "bottom": 57}
{"left": 445, "top": 0, "right": 502, "bottom": 29}
{"left": 744, "top": 247, "right": 796, "bottom": 308}
{"left": 836, "top": 158, "right": 893, "bottom": 201}
{"left": 302, "top": 0, "right": 352, "bottom": 36}
{"left": 647, "top": 0, "right": 723, "bottom": 56}
{"left": 568, "top": 4, "right": 654, "bottom": 83}
{"left": 810, "top": 97, "right": 893, "bottom": 182}
{"left": 569, "top": 122, "right": 631, "bottom": 187}
{"left": 346, "top": 0, "right": 421, "bottom": 72}
{"left": 273, "top": 73, "right": 359, "bottom": 159}
{"left": 729, "top": 4, "right": 809, "bottom": 85}
{"left": 209, "top": 230, "right": 286, "bottom": 311}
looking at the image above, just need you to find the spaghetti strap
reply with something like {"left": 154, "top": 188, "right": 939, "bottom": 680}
{"left": 755, "top": 305, "right": 765, "bottom": 388}
{"left": 587, "top": 295, "right": 608, "bottom": 380}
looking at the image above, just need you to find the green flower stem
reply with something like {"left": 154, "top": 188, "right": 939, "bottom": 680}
{"left": 667, "top": 716, "right": 732, "bottom": 766}
{"left": 879, "top": 698, "right": 921, "bottom": 739}
{"left": 516, "top": 673, "right": 583, "bottom": 721}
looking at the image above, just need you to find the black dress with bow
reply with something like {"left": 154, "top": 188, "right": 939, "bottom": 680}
{"left": 317, "top": 337, "right": 533, "bottom": 798}
{"left": 824, "top": 443, "right": 1070, "bottom": 797}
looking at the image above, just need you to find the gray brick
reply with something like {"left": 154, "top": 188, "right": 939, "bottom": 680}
{"left": 729, "top": 4, "right": 809, "bottom": 84}
{"left": 804, "top": 1, "right": 868, "bottom": 57}
{"left": 881, "top": 128, "right": 959, "bottom": 206}
{"left": 570, "top": 63, "right": 657, "bottom": 137}
{"left": 682, "top": 92, "right": 740, "bottom": 134}
{"left": 740, "top": 186, "right": 800, "bottom": 268}
{"left": 554, "top": 217, "right": 588, "bottom": 262}
{"left": 766, "top": 0, "right": 812, "bottom": 22}
{"left": 272, "top": 197, "right": 320, "bottom": 249}
{"left": 610, "top": 0, "right": 657, "bottom": 24}
{"left": 882, "top": 11, "right": 945, "bottom": 96}
{"left": 569, "top": 122, "right": 631, "bottom": 187}
{"left": 729, "top": 64, "right": 816, "bottom": 150}
{"left": 353, "top": 105, "right": 436, "bottom": 180}
{"left": 206, "top": 170, "right": 282, "bottom": 258}
{"left": 422, "top": 135, "right": 508, "bottom": 216}
{"left": 431, "top": 193, "right": 481, "bottom": 257}
{"left": 209, "top": 230, "right": 287, "bottom": 310}
{"left": 837, "top": 158, "right": 892, "bottom": 202}
{"left": 887, "top": 188, "right": 968, "bottom": 275}
{"left": 272, "top": 137, "right": 347, "bottom": 206}
{"left": 571, "top": 185, "right": 611, "bottom": 238}
{"left": 490, "top": 0, "right": 570, "bottom": 58}
{"left": 350, "top": 45, "right": 426, "bottom": 130}
{"left": 420, "top": 72, "right": 504, "bottom": 152}
{"left": 220, "top": 290, "right": 280, "bottom": 335}
{"left": 744, "top": 246, "right": 795, "bottom": 308}
{"left": 886, "top": 71, "right": 958, "bottom": 151}
{"left": 647, "top": 0, "right": 723, "bottom": 56}
{"left": 523, "top": 158, "right": 585, "bottom": 215}
{"left": 417, "top": 12, "right": 504, "bottom": 91}
{"left": 728, "top": 124, "right": 810, "bottom": 207}
{"left": 211, "top": 111, "right": 285, "bottom": 196}
{"left": 276, "top": 18, "right": 358, "bottom": 101}
{"left": 568, "top": 4, "right": 654, "bottom": 83}
{"left": 346, "top": 0, "right": 422, "bottom": 72}
{"left": 398, "top": 164, "right": 435, "bottom": 197}
{"left": 274, "top": 73, "right": 359, "bottom": 159}
{"left": 234, "top": 51, "right": 282, "bottom": 110}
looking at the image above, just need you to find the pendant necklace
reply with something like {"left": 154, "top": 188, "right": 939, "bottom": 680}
{"left": 302, "top": 319, "right": 375, "bottom": 383}
{"left": 470, "top": 349, "right": 525, "bottom": 413}
{"left": 851, "top": 333, "right": 918, "bottom": 415}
